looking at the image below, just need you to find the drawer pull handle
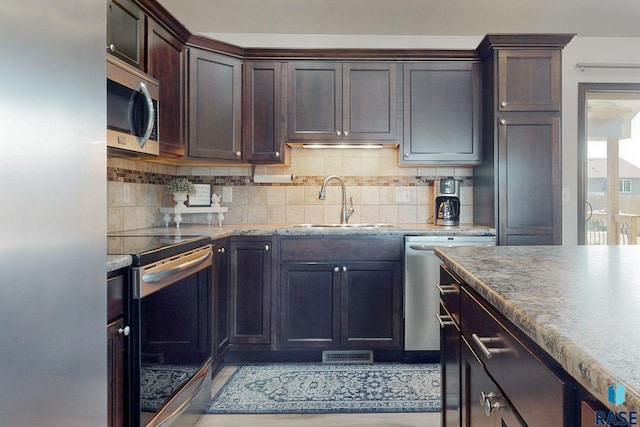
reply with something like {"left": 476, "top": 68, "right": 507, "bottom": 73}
{"left": 436, "top": 284, "right": 458, "bottom": 295}
{"left": 471, "top": 333, "right": 509, "bottom": 359}
{"left": 436, "top": 314, "right": 455, "bottom": 328}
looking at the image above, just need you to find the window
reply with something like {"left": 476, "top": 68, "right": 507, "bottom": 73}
{"left": 619, "top": 179, "right": 632, "bottom": 193}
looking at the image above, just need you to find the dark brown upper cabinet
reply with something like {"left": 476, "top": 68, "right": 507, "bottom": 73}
{"left": 243, "top": 61, "right": 287, "bottom": 164}
{"left": 107, "top": 0, "right": 145, "bottom": 69}
{"left": 187, "top": 47, "right": 243, "bottom": 161}
{"left": 497, "top": 49, "right": 562, "bottom": 112}
{"left": 401, "top": 62, "right": 481, "bottom": 165}
{"left": 287, "top": 62, "right": 401, "bottom": 143}
{"left": 147, "top": 20, "right": 185, "bottom": 157}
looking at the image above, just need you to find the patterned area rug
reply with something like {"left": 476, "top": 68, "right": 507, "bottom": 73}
{"left": 140, "top": 364, "right": 201, "bottom": 412}
{"left": 204, "top": 363, "right": 440, "bottom": 414}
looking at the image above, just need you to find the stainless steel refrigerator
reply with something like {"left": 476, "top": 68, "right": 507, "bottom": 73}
{"left": 0, "top": 1, "right": 107, "bottom": 425}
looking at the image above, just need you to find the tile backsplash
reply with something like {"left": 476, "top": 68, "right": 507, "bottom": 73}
{"left": 107, "top": 147, "right": 474, "bottom": 233}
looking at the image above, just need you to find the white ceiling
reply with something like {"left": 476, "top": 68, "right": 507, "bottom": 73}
{"left": 158, "top": 0, "right": 640, "bottom": 47}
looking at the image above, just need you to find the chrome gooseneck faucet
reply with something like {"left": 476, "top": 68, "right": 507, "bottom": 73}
{"left": 319, "top": 175, "right": 354, "bottom": 224}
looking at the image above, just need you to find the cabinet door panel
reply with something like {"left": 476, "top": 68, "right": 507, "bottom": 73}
{"left": 229, "top": 240, "right": 271, "bottom": 344}
{"left": 498, "top": 49, "right": 561, "bottom": 112}
{"left": 441, "top": 303, "right": 461, "bottom": 427}
{"left": 243, "top": 62, "right": 286, "bottom": 163}
{"left": 213, "top": 241, "right": 229, "bottom": 362}
{"left": 147, "top": 20, "right": 185, "bottom": 157}
{"left": 107, "top": 0, "right": 144, "bottom": 69}
{"left": 287, "top": 62, "right": 342, "bottom": 140}
{"left": 280, "top": 264, "right": 340, "bottom": 348}
{"left": 107, "top": 318, "right": 125, "bottom": 427}
{"left": 402, "top": 62, "right": 481, "bottom": 165}
{"left": 188, "top": 49, "right": 242, "bottom": 160}
{"left": 498, "top": 115, "right": 561, "bottom": 244}
{"left": 343, "top": 63, "right": 399, "bottom": 141}
{"left": 341, "top": 262, "right": 402, "bottom": 348}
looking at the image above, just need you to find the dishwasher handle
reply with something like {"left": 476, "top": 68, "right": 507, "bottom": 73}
{"left": 409, "top": 244, "right": 439, "bottom": 251}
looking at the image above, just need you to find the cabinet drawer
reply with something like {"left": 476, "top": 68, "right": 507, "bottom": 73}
{"left": 280, "top": 237, "right": 402, "bottom": 262}
{"left": 439, "top": 265, "right": 461, "bottom": 325}
{"left": 107, "top": 274, "right": 124, "bottom": 322}
{"left": 461, "top": 286, "right": 569, "bottom": 427}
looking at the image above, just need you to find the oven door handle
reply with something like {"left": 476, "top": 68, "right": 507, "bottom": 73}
{"left": 143, "top": 251, "right": 210, "bottom": 283}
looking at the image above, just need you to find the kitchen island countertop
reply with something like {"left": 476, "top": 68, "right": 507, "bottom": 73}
{"left": 435, "top": 244, "right": 640, "bottom": 415}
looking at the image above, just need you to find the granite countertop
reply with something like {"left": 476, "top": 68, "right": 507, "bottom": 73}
{"left": 112, "top": 222, "right": 494, "bottom": 239}
{"left": 107, "top": 222, "right": 495, "bottom": 272}
{"left": 435, "top": 245, "right": 640, "bottom": 415}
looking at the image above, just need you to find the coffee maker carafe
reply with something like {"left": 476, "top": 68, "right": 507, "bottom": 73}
{"left": 434, "top": 178, "right": 460, "bottom": 226}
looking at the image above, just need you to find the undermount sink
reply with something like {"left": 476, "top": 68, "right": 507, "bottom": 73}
{"left": 292, "top": 223, "right": 396, "bottom": 228}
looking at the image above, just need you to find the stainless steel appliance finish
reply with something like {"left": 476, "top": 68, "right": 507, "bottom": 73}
{"left": 404, "top": 235, "right": 494, "bottom": 351}
{"left": 109, "top": 235, "right": 213, "bottom": 427}
{"left": 1, "top": 2, "right": 107, "bottom": 425}
{"left": 107, "top": 55, "right": 160, "bottom": 156}
{"left": 434, "top": 178, "right": 461, "bottom": 226}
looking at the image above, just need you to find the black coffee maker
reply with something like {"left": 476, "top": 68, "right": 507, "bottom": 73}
{"left": 434, "top": 178, "right": 460, "bottom": 226}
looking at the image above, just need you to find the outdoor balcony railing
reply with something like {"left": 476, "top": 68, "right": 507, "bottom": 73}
{"left": 587, "top": 213, "right": 640, "bottom": 245}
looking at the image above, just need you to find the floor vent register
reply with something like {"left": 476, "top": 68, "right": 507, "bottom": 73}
{"left": 321, "top": 350, "right": 374, "bottom": 364}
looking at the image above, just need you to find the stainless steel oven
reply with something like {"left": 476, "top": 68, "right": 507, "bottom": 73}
{"left": 108, "top": 234, "right": 213, "bottom": 427}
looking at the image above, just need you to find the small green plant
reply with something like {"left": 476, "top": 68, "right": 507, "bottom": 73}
{"left": 165, "top": 177, "right": 196, "bottom": 195}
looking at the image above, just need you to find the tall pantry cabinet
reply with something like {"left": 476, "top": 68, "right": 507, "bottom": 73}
{"left": 474, "top": 34, "right": 574, "bottom": 246}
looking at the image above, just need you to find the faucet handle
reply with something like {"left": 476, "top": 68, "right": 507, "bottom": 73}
{"left": 347, "top": 196, "right": 355, "bottom": 219}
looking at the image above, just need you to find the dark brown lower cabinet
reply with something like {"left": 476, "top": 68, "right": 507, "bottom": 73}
{"left": 440, "top": 302, "right": 461, "bottom": 427}
{"left": 280, "top": 263, "right": 340, "bottom": 348}
{"left": 280, "top": 261, "right": 402, "bottom": 349}
{"left": 279, "top": 236, "right": 402, "bottom": 351}
{"left": 107, "top": 273, "right": 127, "bottom": 427}
{"left": 340, "top": 262, "right": 401, "bottom": 348}
{"left": 580, "top": 400, "right": 617, "bottom": 427}
{"left": 462, "top": 340, "right": 525, "bottom": 427}
{"left": 441, "top": 265, "right": 577, "bottom": 427}
{"left": 107, "top": 318, "right": 125, "bottom": 427}
{"left": 212, "top": 239, "right": 230, "bottom": 364}
{"left": 229, "top": 237, "right": 272, "bottom": 347}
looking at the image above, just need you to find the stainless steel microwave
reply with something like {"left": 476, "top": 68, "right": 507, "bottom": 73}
{"left": 107, "top": 55, "right": 159, "bottom": 156}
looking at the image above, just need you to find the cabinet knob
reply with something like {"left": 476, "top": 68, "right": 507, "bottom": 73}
{"left": 500, "top": 101, "right": 507, "bottom": 107}
{"left": 118, "top": 326, "right": 130, "bottom": 336}
{"left": 336, "top": 131, "right": 342, "bottom": 137}
{"left": 217, "top": 247, "right": 226, "bottom": 254}
{"left": 404, "top": 152, "right": 410, "bottom": 158}
{"left": 344, "top": 130, "right": 349, "bottom": 137}
{"left": 264, "top": 244, "right": 270, "bottom": 251}
{"left": 107, "top": 44, "right": 115, "bottom": 53}
{"left": 480, "top": 391, "right": 504, "bottom": 416}
{"left": 235, "top": 151, "right": 242, "bottom": 157}
{"left": 274, "top": 152, "right": 280, "bottom": 158}
{"left": 333, "top": 266, "right": 340, "bottom": 272}
{"left": 342, "top": 266, "right": 347, "bottom": 272}
{"left": 499, "top": 119, "right": 507, "bottom": 126}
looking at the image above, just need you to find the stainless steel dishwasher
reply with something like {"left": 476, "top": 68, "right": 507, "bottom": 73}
{"left": 404, "top": 235, "right": 495, "bottom": 351}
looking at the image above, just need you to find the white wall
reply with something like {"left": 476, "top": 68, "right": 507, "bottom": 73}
{"left": 562, "top": 37, "right": 640, "bottom": 244}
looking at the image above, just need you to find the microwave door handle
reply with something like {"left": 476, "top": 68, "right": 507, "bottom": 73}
{"left": 136, "top": 81, "right": 155, "bottom": 149}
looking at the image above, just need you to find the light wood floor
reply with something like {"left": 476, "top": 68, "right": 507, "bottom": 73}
{"left": 194, "top": 365, "right": 441, "bottom": 427}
